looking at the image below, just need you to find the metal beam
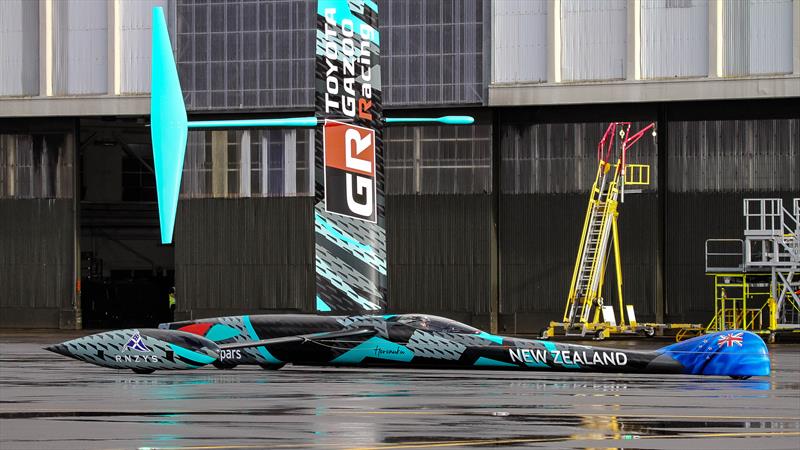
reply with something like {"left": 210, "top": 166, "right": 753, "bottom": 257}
{"left": 489, "top": 109, "right": 501, "bottom": 334}
{"left": 489, "top": 76, "right": 800, "bottom": 107}
{"left": 0, "top": 95, "right": 149, "bottom": 117}
{"left": 114, "top": 134, "right": 154, "bottom": 174}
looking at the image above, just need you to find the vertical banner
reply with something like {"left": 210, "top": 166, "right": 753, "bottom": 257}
{"left": 314, "top": 0, "right": 386, "bottom": 313}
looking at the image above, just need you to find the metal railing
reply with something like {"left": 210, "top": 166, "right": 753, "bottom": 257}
{"left": 624, "top": 164, "right": 650, "bottom": 185}
{"left": 705, "top": 239, "right": 744, "bottom": 272}
{"left": 744, "top": 198, "right": 783, "bottom": 236}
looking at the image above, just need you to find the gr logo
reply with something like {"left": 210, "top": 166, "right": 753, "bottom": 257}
{"left": 323, "top": 120, "right": 377, "bottom": 222}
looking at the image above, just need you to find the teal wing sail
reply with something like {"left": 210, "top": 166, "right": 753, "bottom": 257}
{"left": 150, "top": 6, "right": 188, "bottom": 244}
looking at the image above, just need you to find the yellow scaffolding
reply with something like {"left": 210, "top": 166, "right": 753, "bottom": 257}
{"left": 700, "top": 273, "right": 799, "bottom": 343}
{"left": 544, "top": 122, "right": 702, "bottom": 340}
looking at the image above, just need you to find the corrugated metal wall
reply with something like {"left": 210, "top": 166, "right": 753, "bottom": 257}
{"left": 664, "top": 118, "right": 798, "bottom": 322}
{"left": 120, "top": 0, "right": 169, "bottom": 94}
{"left": 1, "top": 126, "right": 75, "bottom": 328}
{"left": 493, "top": 0, "right": 548, "bottom": 84}
{"left": 52, "top": 0, "right": 108, "bottom": 95}
{"left": 721, "top": 1, "right": 750, "bottom": 77}
{"left": 174, "top": 197, "right": 314, "bottom": 317}
{"left": 500, "top": 193, "right": 659, "bottom": 328}
{"left": 173, "top": 194, "right": 492, "bottom": 321}
{"left": 560, "top": 0, "right": 627, "bottom": 81}
{"left": 0, "top": 199, "right": 74, "bottom": 327}
{"left": 500, "top": 194, "right": 584, "bottom": 319}
{"left": 0, "top": 0, "right": 39, "bottom": 96}
{"left": 387, "top": 195, "right": 492, "bottom": 317}
{"left": 668, "top": 119, "right": 799, "bottom": 193}
{"left": 500, "top": 122, "right": 658, "bottom": 194}
{"left": 665, "top": 191, "right": 798, "bottom": 323}
{"left": 722, "top": 0, "right": 794, "bottom": 76}
{"left": 666, "top": 192, "right": 738, "bottom": 323}
{"left": 747, "top": 0, "right": 793, "bottom": 75}
{"left": 640, "top": 0, "right": 708, "bottom": 79}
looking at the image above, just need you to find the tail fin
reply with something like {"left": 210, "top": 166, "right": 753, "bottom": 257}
{"left": 658, "top": 330, "right": 770, "bottom": 377}
{"left": 151, "top": 6, "right": 188, "bottom": 244}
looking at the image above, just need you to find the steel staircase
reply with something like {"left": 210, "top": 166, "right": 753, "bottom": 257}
{"left": 545, "top": 122, "right": 701, "bottom": 340}
{"left": 567, "top": 161, "right": 620, "bottom": 326}
{"left": 557, "top": 122, "right": 657, "bottom": 338}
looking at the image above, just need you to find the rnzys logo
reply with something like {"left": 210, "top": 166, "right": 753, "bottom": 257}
{"left": 122, "top": 331, "right": 151, "bottom": 353}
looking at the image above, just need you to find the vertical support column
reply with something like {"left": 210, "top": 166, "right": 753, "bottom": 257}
{"left": 240, "top": 131, "right": 251, "bottom": 197}
{"left": 489, "top": 110, "right": 501, "bottom": 334}
{"left": 655, "top": 106, "right": 668, "bottom": 325}
{"left": 307, "top": 129, "right": 315, "bottom": 194}
{"left": 5, "top": 136, "right": 16, "bottom": 196}
{"left": 547, "top": 0, "right": 561, "bottom": 83}
{"left": 211, "top": 130, "right": 227, "bottom": 197}
{"left": 284, "top": 130, "right": 296, "bottom": 195}
{"left": 63, "top": 124, "right": 81, "bottom": 329}
{"left": 413, "top": 127, "right": 421, "bottom": 194}
{"left": 709, "top": 0, "right": 723, "bottom": 77}
{"left": 108, "top": 0, "right": 120, "bottom": 95}
{"left": 626, "top": 0, "right": 640, "bottom": 81}
{"left": 484, "top": 0, "right": 494, "bottom": 91}
{"left": 39, "top": 0, "right": 51, "bottom": 96}
{"left": 261, "top": 132, "right": 270, "bottom": 196}
{"left": 794, "top": 0, "right": 800, "bottom": 75}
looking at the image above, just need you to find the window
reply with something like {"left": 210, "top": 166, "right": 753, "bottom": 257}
{"left": 392, "top": 314, "right": 481, "bottom": 334}
{"left": 175, "top": 0, "right": 487, "bottom": 109}
{"left": 180, "top": 128, "right": 314, "bottom": 198}
{"left": 176, "top": 0, "right": 315, "bottom": 110}
{"left": 385, "top": 124, "right": 492, "bottom": 194}
{"left": 0, "top": 134, "right": 73, "bottom": 199}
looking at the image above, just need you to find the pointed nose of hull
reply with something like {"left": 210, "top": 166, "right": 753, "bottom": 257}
{"left": 44, "top": 343, "right": 77, "bottom": 359}
{"left": 45, "top": 329, "right": 219, "bottom": 372}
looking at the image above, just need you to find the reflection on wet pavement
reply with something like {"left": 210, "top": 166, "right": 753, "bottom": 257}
{"left": 0, "top": 335, "right": 798, "bottom": 449}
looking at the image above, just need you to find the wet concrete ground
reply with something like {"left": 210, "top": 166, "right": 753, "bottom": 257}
{"left": 1, "top": 332, "right": 798, "bottom": 450}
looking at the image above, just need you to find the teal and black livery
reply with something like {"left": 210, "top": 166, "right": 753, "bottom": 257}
{"left": 142, "top": 314, "right": 770, "bottom": 379}
{"left": 313, "top": 0, "right": 387, "bottom": 314}
{"left": 45, "top": 329, "right": 218, "bottom": 374}
{"left": 49, "top": 314, "right": 770, "bottom": 378}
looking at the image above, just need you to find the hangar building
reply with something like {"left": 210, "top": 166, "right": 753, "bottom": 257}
{"left": 1, "top": 0, "right": 798, "bottom": 333}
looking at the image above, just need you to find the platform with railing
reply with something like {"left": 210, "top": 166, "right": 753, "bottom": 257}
{"left": 704, "top": 198, "right": 800, "bottom": 341}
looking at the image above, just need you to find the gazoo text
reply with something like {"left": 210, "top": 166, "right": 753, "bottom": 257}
{"left": 322, "top": 8, "right": 375, "bottom": 120}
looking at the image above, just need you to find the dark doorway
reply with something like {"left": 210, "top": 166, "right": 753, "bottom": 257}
{"left": 78, "top": 118, "right": 174, "bottom": 329}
